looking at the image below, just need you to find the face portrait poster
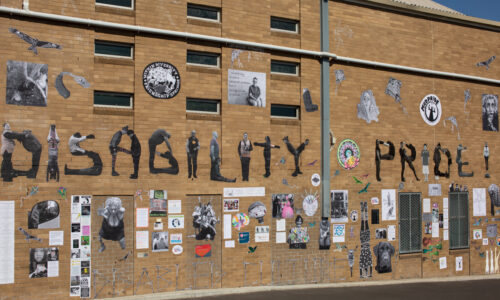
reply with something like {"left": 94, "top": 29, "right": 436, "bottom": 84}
{"left": 152, "top": 232, "right": 169, "bottom": 252}
{"left": 150, "top": 190, "right": 167, "bottom": 217}
{"left": 29, "top": 248, "right": 59, "bottom": 278}
{"left": 330, "top": 190, "right": 348, "bottom": 222}
{"left": 482, "top": 94, "right": 498, "bottom": 132}
{"left": 381, "top": 189, "right": 396, "bottom": 221}
{"left": 228, "top": 69, "right": 266, "bottom": 107}
{"left": 6, "top": 60, "right": 48, "bottom": 107}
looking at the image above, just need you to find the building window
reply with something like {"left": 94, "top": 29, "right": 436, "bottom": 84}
{"left": 187, "top": 3, "right": 220, "bottom": 22}
{"left": 271, "top": 16, "right": 299, "bottom": 33}
{"left": 449, "top": 192, "right": 469, "bottom": 250}
{"left": 95, "top": 41, "right": 133, "bottom": 59}
{"left": 187, "top": 51, "right": 220, "bottom": 67}
{"left": 271, "top": 104, "right": 299, "bottom": 119}
{"left": 94, "top": 91, "right": 133, "bottom": 108}
{"left": 271, "top": 60, "right": 299, "bottom": 76}
{"left": 96, "top": 0, "right": 133, "bottom": 9}
{"left": 399, "top": 192, "right": 421, "bottom": 254}
{"left": 186, "top": 98, "right": 220, "bottom": 114}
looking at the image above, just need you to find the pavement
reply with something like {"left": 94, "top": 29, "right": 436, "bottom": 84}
{"left": 113, "top": 275, "right": 500, "bottom": 300}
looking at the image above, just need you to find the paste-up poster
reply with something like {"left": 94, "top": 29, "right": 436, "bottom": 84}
{"left": 168, "top": 215, "right": 184, "bottom": 229}
{"left": 150, "top": 190, "right": 167, "bottom": 217}
{"left": 439, "top": 257, "right": 447, "bottom": 269}
{"left": 255, "top": 226, "right": 270, "bottom": 243}
{"left": 332, "top": 224, "right": 345, "bottom": 243}
{"left": 30, "top": 248, "right": 59, "bottom": 278}
{"left": 228, "top": 69, "right": 266, "bottom": 107}
{"left": 381, "top": 189, "right": 396, "bottom": 221}
{"left": 6, "top": 60, "right": 48, "bottom": 107}
{"left": 152, "top": 232, "right": 168, "bottom": 252}
{"left": 473, "top": 188, "right": 486, "bottom": 217}
{"left": 330, "top": 190, "right": 348, "bottom": 223}
{"left": 0, "top": 201, "right": 15, "bottom": 284}
{"left": 70, "top": 195, "right": 91, "bottom": 298}
{"left": 456, "top": 256, "right": 463, "bottom": 271}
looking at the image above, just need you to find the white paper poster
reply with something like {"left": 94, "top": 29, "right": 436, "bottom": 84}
{"left": 423, "top": 198, "right": 431, "bottom": 213}
{"left": 456, "top": 256, "right": 463, "bottom": 271}
{"left": 276, "top": 232, "right": 287, "bottom": 243}
{"left": 47, "top": 261, "right": 59, "bottom": 277}
{"left": 276, "top": 219, "right": 286, "bottom": 232}
{"left": 332, "top": 224, "right": 346, "bottom": 243}
{"left": 432, "top": 222, "right": 439, "bottom": 238}
{"left": 168, "top": 215, "right": 184, "bottom": 229}
{"left": 387, "top": 225, "right": 396, "bottom": 241}
{"left": 136, "top": 231, "right": 149, "bottom": 249}
{"left": 473, "top": 188, "right": 487, "bottom": 217}
{"left": 381, "top": 189, "right": 396, "bottom": 221}
{"left": 49, "top": 231, "right": 64, "bottom": 246}
{"left": 428, "top": 184, "right": 442, "bottom": 196}
{"left": 224, "top": 214, "right": 232, "bottom": 239}
{"left": 225, "top": 240, "right": 235, "bottom": 248}
{"left": 439, "top": 256, "right": 447, "bottom": 269}
{"left": 483, "top": 238, "right": 489, "bottom": 246}
{"left": 136, "top": 208, "right": 149, "bottom": 228}
{"left": 255, "top": 226, "right": 270, "bottom": 242}
{"left": 170, "top": 234, "right": 182, "bottom": 244}
{"left": 168, "top": 200, "right": 182, "bottom": 214}
{"left": 223, "top": 187, "right": 265, "bottom": 197}
{"left": 444, "top": 229, "right": 449, "bottom": 241}
{"left": 0, "top": 201, "right": 15, "bottom": 284}
{"left": 443, "top": 198, "right": 448, "bottom": 209}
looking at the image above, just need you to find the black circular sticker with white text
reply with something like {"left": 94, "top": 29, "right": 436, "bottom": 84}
{"left": 143, "top": 62, "right": 181, "bottom": 99}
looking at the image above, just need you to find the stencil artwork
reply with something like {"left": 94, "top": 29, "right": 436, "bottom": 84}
{"left": 254, "top": 136, "right": 280, "bottom": 178}
{"left": 152, "top": 232, "right": 169, "bottom": 252}
{"left": 357, "top": 90, "right": 379, "bottom": 123}
{"left": 476, "top": 55, "right": 496, "bottom": 70}
{"left": 385, "top": 77, "right": 407, "bottom": 114}
{"left": 127, "top": 130, "right": 141, "bottom": 179}
{"left": 28, "top": 200, "right": 60, "bottom": 229}
{"left": 374, "top": 242, "right": 395, "bottom": 273}
{"left": 238, "top": 133, "right": 253, "bottom": 181}
{"left": 210, "top": 131, "right": 236, "bottom": 182}
{"left": 420, "top": 94, "right": 442, "bottom": 126}
{"left": 331, "top": 190, "right": 348, "bottom": 223}
{"left": 283, "top": 136, "right": 309, "bottom": 177}
{"left": 1, "top": 123, "right": 42, "bottom": 180}
{"left": 482, "top": 94, "right": 498, "bottom": 132}
{"left": 55, "top": 72, "right": 90, "bottom": 99}
{"left": 399, "top": 142, "right": 419, "bottom": 182}
{"left": 149, "top": 129, "right": 179, "bottom": 175}
{"left": 142, "top": 62, "right": 181, "bottom": 99}
{"left": 302, "top": 192, "right": 318, "bottom": 217}
{"left": 359, "top": 202, "right": 372, "bottom": 278}
{"left": 248, "top": 201, "right": 266, "bottom": 223}
{"left": 421, "top": 144, "right": 430, "bottom": 181}
{"left": 288, "top": 215, "right": 309, "bottom": 249}
{"left": 319, "top": 218, "right": 331, "bottom": 250}
{"left": 484, "top": 142, "right": 490, "bottom": 178}
{"left": 29, "top": 248, "right": 59, "bottom": 278}
{"left": 456, "top": 144, "right": 473, "bottom": 177}
{"left": 444, "top": 116, "right": 460, "bottom": 140}
{"left": 337, "top": 139, "right": 360, "bottom": 170}
{"left": 6, "top": 60, "right": 48, "bottom": 106}
{"left": 488, "top": 184, "right": 499, "bottom": 216}
{"left": 272, "top": 193, "right": 294, "bottom": 219}
{"left": 348, "top": 249, "right": 355, "bottom": 277}
{"left": 381, "top": 189, "right": 396, "bottom": 221}
{"left": 433, "top": 143, "right": 451, "bottom": 179}
{"left": 334, "top": 70, "right": 345, "bottom": 95}
{"left": 303, "top": 88, "right": 318, "bottom": 112}
{"left": 375, "top": 140, "right": 395, "bottom": 182}
{"left": 186, "top": 130, "right": 200, "bottom": 179}
{"left": 46, "top": 125, "right": 60, "bottom": 181}
{"left": 193, "top": 199, "right": 219, "bottom": 240}
{"left": 109, "top": 126, "right": 129, "bottom": 176}
{"left": 64, "top": 132, "right": 102, "bottom": 176}
{"left": 97, "top": 197, "right": 125, "bottom": 252}
{"left": 228, "top": 69, "right": 266, "bottom": 107}
{"left": 9, "top": 28, "right": 62, "bottom": 55}
{"left": 464, "top": 89, "right": 471, "bottom": 121}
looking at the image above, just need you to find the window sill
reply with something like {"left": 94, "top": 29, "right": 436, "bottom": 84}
{"left": 187, "top": 18, "right": 221, "bottom": 28}
{"left": 270, "top": 118, "right": 300, "bottom": 126}
{"left": 398, "top": 252, "right": 422, "bottom": 259}
{"left": 95, "top": 4, "right": 135, "bottom": 17}
{"left": 95, "top": 56, "right": 134, "bottom": 66}
{"left": 270, "top": 74, "right": 300, "bottom": 82}
{"left": 449, "top": 248, "right": 469, "bottom": 254}
{"left": 187, "top": 65, "right": 221, "bottom": 74}
{"left": 186, "top": 112, "right": 221, "bottom": 121}
{"left": 271, "top": 30, "right": 300, "bottom": 39}
{"left": 94, "top": 106, "right": 134, "bottom": 116}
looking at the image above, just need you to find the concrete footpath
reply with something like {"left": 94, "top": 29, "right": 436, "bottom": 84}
{"left": 113, "top": 274, "right": 500, "bottom": 300}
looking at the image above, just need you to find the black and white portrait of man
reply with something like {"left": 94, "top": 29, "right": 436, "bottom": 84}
{"left": 357, "top": 90, "right": 380, "bottom": 123}
{"left": 482, "top": 94, "right": 498, "bottom": 132}
{"left": 228, "top": 69, "right": 266, "bottom": 107}
{"left": 6, "top": 60, "right": 48, "bottom": 106}
{"left": 97, "top": 197, "right": 125, "bottom": 252}
{"left": 152, "top": 232, "right": 169, "bottom": 252}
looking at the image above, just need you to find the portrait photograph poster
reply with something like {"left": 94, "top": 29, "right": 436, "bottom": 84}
{"left": 228, "top": 69, "right": 266, "bottom": 107}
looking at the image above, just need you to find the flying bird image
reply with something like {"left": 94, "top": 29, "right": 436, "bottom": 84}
{"left": 248, "top": 246, "right": 257, "bottom": 253}
{"left": 353, "top": 176, "right": 363, "bottom": 184}
{"left": 18, "top": 227, "right": 42, "bottom": 242}
{"left": 9, "top": 28, "right": 62, "bottom": 55}
{"left": 361, "top": 173, "right": 369, "bottom": 179}
{"left": 307, "top": 160, "right": 318, "bottom": 166}
{"left": 476, "top": 55, "right": 496, "bottom": 70}
{"left": 358, "top": 182, "right": 371, "bottom": 194}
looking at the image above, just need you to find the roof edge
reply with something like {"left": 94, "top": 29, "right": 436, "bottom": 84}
{"left": 334, "top": 0, "right": 500, "bottom": 32}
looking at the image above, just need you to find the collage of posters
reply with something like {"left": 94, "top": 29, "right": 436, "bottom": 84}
{"left": 70, "top": 195, "right": 91, "bottom": 298}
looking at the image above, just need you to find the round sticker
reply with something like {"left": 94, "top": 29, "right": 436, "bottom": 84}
{"left": 142, "top": 62, "right": 181, "bottom": 99}
{"left": 302, "top": 194, "right": 318, "bottom": 217}
{"left": 337, "top": 139, "right": 360, "bottom": 170}
{"left": 420, "top": 94, "right": 442, "bottom": 126}
{"left": 232, "top": 213, "right": 250, "bottom": 230}
{"left": 311, "top": 173, "right": 321, "bottom": 187}
{"left": 172, "top": 245, "right": 183, "bottom": 255}
{"left": 350, "top": 210, "right": 358, "bottom": 222}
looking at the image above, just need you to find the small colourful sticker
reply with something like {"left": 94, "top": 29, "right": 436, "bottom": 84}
{"left": 337, "top": 139, "right": 360, "bottom": 170}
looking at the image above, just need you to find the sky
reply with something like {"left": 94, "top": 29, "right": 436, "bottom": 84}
{"left": 433, "top": 0, "right": 500, "bottom": 22}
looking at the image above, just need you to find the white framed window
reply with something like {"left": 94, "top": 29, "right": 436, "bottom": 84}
{"left": 186, "top": 98, "right": 220, "bottom": 115}
{"left": 94, "top": 91, "right": 133, "bottom": 109}
{"left": 187, "top": 51, "right": 220, "bottom": 68}
{"left": 271, "top": 16, "right": 299, "bottom": 33}
{"left": 271, "top": 60, "right": 299, "bottom": 76}
{"left": 95, "top": 40, "right": 134, "bottom": 59}
{"left": 187, "top": 3, "right": 221, "bottom": 22}
{"left": 96, "top": 0, "right": 134, "bottom": 9}
{"left": 271, "top": 104, "right": 299, "bottom": 119}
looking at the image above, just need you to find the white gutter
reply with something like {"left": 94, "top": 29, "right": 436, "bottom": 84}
{"left": 1, "top": 6, "right": 499, "bottom": 85}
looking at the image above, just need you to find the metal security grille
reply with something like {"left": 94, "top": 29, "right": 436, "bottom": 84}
{"left": 399, "top": 192, "right": 421, "bottom": 254}
{"left": 449, "top": 192, "right": 469, "bottom": 249}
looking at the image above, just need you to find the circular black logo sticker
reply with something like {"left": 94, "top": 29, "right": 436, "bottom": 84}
{"left": 420, "top": 94, "right": 442, "bottom": 126}
{"left": 143, "top": 62, "right": 181, "bottom": 99}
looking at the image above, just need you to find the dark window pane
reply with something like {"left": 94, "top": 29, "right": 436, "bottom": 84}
{"left": 95, "top": 41, "right": 132, "bottom": 57}
{"left": 449, "top": 192, "right": 469, "bottom": 249}
{"left": 271, "top": 61, "right": 298, "bottom": 75}
{"left": 96, "top": 0, "right": 132, "bottom": 7}
{"left": 271, "top": 17, "right": 298, "bottom": 32}
{"left": 187, "top": 4, "right": 219, "bottom": 20}
{"left": 271, "top": 105, "right": 298, "bottom": 118}
{"left": 186, "top": 98, "right": 219, "bottom": 113}
{"left": 94, "top": 92, "right": 132, "bottom": 107}
{"left": 187, "top": 51, "right": 219, "bottom": 66}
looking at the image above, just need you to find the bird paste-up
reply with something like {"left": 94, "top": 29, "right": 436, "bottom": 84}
{"left": 9, "top": 28, "right": 62, "bottom": 55}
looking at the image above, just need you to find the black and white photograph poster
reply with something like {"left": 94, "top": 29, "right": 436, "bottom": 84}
{"left": 330, "top": 190, "right": 348, "bottom": 223}
{"left": 28, "top": 200, "right": 60, "bottom": 229}
{"left": 29, "top": 248, "right": 59, "bottom": 278}
{"left": 482, "top": 94, "right": 498, "bottom": 131}
{"left": 381, "top": 189, "right": 396, "bottom": 221}
{"left": 142, "top": 62, "right": 181, "bottom": 99}
{"left": 6, "top": 60, "right": 48, "bottom": 106}
{"left": 152, "top": 232, "right": 169, "bottom": 252}
{"left": 228, "top": 69, "right": 266, "bottom": 107}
